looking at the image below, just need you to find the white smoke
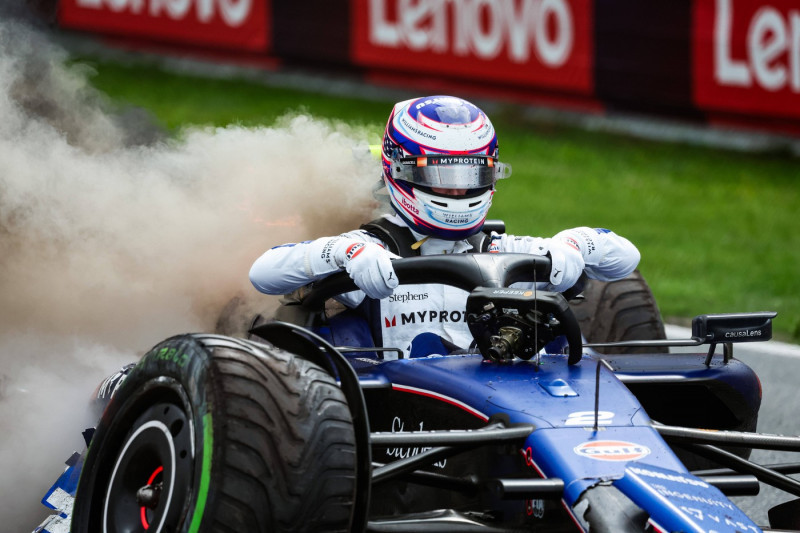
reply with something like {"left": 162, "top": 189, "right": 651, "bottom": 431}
{"left": 0, "top": 15, "right": 382, "bottom": 530}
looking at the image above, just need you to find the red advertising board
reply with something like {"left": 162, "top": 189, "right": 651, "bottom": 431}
{"left": 694, "top": 0, "right": 800, "bottom": 120}
{"left": 59, "top": 0, "right": 270, "bottom": 52}
{"left": 351, "top": 0, "right": 594, "bottom": 94}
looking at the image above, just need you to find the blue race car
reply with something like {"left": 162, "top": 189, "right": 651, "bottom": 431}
{"left": 35, "top": 252, "right": 799, "bottom": 532}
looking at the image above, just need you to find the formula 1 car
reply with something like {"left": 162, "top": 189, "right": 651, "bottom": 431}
{"left": 35, "top": 252, "right": 800, "bottom": 532}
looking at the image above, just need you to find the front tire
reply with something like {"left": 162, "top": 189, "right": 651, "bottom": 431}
{"left": 71, "top": 334, "right": 357, "bottom": 533}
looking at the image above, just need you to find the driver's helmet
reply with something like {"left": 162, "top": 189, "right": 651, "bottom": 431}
{"left": 382, "top": 95, "right": 511, "bottom": 240}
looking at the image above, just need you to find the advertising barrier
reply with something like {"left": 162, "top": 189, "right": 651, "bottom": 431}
{"left": 59, "top": 0, "right": 270, "bottom": 52}
{"left": 352, "top": 0, "right": 594, "bottom": 94}
{"left": 694, "top": 0, "right": 800, "bottom": 121}
{"left": 56, "top": 0, "right": 800, "bottom": 135}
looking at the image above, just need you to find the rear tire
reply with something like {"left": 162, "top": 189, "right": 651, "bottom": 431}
{"left": 71, "top": 334, "right": 356, "bottom": 533}
{"left": 569, "top": 270, "right": 665, "bottom": 354}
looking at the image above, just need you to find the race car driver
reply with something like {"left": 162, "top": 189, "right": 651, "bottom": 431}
{"left": 249, "top": 95, "right": 640, "bottom": 358}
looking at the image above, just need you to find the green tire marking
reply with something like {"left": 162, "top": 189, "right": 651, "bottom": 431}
{"left": 188, "top": 412, "right": 213, "bottom": 533}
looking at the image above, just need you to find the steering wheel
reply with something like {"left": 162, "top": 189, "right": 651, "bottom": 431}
{"left": 300, "top": 254, "right": 584, "bottom": 365}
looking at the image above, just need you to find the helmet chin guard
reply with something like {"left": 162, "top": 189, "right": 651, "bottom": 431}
{"left": 381, "top": 95, "right": 510, "bottom": 240}
{"left": 385, "top": 176, "right": 494, "bottom": 240}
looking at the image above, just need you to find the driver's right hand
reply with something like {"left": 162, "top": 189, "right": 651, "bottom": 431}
{"left": 335, "top": 241, "right": 399, "bottom": 299}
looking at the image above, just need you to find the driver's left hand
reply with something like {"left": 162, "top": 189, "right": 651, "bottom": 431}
{"left": 545, "top": 237, "right": 586, "bottom": 292}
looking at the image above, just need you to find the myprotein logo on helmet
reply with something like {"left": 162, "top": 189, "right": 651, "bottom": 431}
{"left": 428, "top": 156, "right": 489, "bottom": 166}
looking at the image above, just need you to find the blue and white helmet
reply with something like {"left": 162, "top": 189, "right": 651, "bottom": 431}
{"left": 382, "top": 96, "right": 511, "bottom": 240}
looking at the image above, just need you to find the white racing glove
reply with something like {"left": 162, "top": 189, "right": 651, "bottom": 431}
{"left": 334, "top": 241, "right": 399, "bottom": 299}
{"left": 545, "top": 237, "right": 585, "bottom": 292}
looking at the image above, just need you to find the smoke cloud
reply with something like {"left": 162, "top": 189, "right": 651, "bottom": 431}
{"left": 0, "top": 14, "right": 381, "bottom": 530}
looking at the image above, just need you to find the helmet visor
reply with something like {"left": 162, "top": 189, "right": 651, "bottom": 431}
{"left": 390, "top": 156, "right": 511, "bottom": 189}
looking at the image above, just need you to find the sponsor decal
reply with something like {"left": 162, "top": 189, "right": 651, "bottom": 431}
{"left": 400, "top": 117, "right": 437, "bottom": 140}
{"left": 491, "top": 288, "right": 534, "bottom": 296}
{"left": 574, "top": 228, "right": 596, "bottom": 254}
{"left": 388, "top": 291, "right": 429, "bottom": 303}
{"left": 59, "top": 0, "right": 269, "bottom": 51}
{"left": 345, "top": 242, "right": 366, "bottom": 261}
{"left": 574, "top": 440, "right": 651, "bottom": 462}
{"left": 321, "top": 238, "right": 339, "bottom": 265}
{"left": 526, "top": 499, "right": 545, "bottom": 518}
{"left": 564, "top": 236, "right": 581, "bottom": 251}
{"left": 392, "top": 309, "right": 468, "bottom": 325}
{"left": 384, "top": 316, "right": 396, "bottom": 328}
{"left": 627, "top": 466, "right": 709, "bottom": 488}
{"left": 618, "top": 463, "right": 758, "bottom": 532}
{"left": 353, "top": 0, "right": 593, "bottom": 93}
{"left": 400, "top": 196, "right": 420, "bottom": 215}
{"left": 725, "top": 329, "right": 762, "bottom": 339}
{"left": 694, "top": 0, "right": 800, "bottom": 119}
{"left": 426, "top": 156, "right": 490, "bottom": 166}
{"left": 385, "top": 416, "right": 447, "bottom": 468}
{"left": 442, "top": 213, "right": 472, "bottom": 225}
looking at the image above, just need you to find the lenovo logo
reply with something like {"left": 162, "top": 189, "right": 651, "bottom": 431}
{"left": 367, "top": 0, "right": 575, "bottom": 67}
{"left": 74, "top": 0, "right": 253, "bottom": 27}
{"left": 714, "top": 0, "right": 800, "bottom": 92}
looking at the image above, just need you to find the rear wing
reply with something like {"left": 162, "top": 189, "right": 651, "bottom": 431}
{"left": 585, "top": 311, "right": 777, "bottom": 366}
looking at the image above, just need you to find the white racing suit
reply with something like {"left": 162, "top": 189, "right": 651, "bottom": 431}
{"left": 250, "top": 214, "right": 640, "bottom": 359}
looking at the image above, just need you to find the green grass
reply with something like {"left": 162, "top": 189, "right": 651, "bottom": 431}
{"left": 84, "top": 57, "right": 800, "bottom": 341}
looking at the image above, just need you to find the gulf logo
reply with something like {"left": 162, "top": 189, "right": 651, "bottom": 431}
{"left": 574, "top": 440, "right": 651, "bottom": 462}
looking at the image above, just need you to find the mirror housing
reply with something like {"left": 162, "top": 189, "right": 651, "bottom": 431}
{"left": 692, "top": 312, "right": 777, "bottom": 344}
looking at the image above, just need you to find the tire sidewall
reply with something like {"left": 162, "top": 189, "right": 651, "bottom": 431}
{"left": 72, "top": 335, "right": 217, "bottom": 533}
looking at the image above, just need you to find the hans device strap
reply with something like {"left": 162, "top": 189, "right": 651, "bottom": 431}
{"left": 360, "top": 217, "right": 491, "bottom": 257}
